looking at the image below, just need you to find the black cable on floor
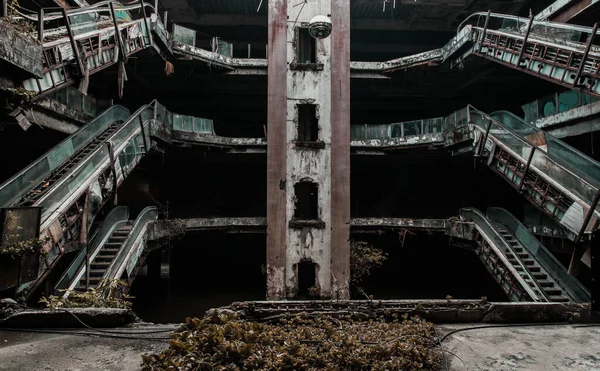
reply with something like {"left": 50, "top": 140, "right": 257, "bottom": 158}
{"left": 0, "top": 327, "right": 171, "bottom": 341}
{"left": 439, "top": 322, "right": 573, "bottom": 343}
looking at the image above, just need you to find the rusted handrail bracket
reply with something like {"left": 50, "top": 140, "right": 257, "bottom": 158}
{"left": 478, "top": 9, "right": 491, "bottom": 53}
{"left": 139, "top": 0, "right": 153, "bottom": 47}
{"left": 518, "top": 147, "right": 536, "bottom": 192}
{"left": 575, "top": 189, "right": 600, "bottom": 244}
{"left": 516, "top": 13, "right": 534, "bottom": 67}
{"left": 573, "top": 22, "right": 599, "bottom": 88}
{"left": 109, "top": 2, "right": 127, "bottom": 63}
{"left": 62, "top": 8, "right": 86, "bottom": 78}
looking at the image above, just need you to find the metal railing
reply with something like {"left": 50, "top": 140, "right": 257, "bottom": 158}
{"left": 54, "top": 206, "right": 129, "bottom": 295}
{"left": 0, "top": 105, "right": 131, "bottom": 208}
{"left": 469, "top": 105, "right": 600, "bottom": 240}
{"left": 486, "top": 207, "right": 591, "bottom": 302}
{"left": 102, "top": 206, "right": 158, "bottom": 282}
{"left": 460, "top": 207, "right": 545, "bottom": 302}
{"left": 522, "top": 90, "right": 600, "bottom": 123}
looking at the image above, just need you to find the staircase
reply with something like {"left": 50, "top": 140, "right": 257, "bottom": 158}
{"left": 76, "top": 225, "right": 132, "bottom": 290}
{"left": 495, "top": 226, "right": 569, "bottom": 302}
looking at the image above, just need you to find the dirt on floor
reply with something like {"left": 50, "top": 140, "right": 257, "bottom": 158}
{"left": 0, "top": 323, "right": 599, "bottom": 370}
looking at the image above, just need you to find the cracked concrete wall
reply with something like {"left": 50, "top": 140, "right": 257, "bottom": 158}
{"left": 284, "top": 0, "right": 333, "bottom": 298}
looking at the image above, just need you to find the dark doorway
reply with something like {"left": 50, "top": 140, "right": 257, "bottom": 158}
{"left": 294, "top": 182, "right": 319, "bottom": 220}
{"left": 297, "top": 260, "right": 317, "bottom": 298}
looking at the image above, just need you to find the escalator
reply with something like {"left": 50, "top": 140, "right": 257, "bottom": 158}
{"left": 0, "top": 99, "right": 214, "bottom": 297}
{"left": 54, "top": 206, "right": 158, "bottom": 296}
{"left": 460, "top": 207, "right": 590, "bottom": 303}
{"left": 12, "top": 1, "right": 157, "bottom": 98}
{"left": 454, "top": 12, "right": 600, "bottom": 97}
{"left": 0, "top": 103, "right": 153, "bottom": 296}
{"left": 468, "top": 106, "right": 600, "bottom": 241}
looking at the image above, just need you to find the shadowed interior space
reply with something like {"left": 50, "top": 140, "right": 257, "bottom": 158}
{"left": 355, "top": 233, "right": 509, "bottom": 301}
{"left": 130, "top": 231, "right": 266, "bottom": 323}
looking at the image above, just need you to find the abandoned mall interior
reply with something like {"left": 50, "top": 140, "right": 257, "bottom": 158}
{"left": 0, "top": 0, "right": 599, "bottom": 324}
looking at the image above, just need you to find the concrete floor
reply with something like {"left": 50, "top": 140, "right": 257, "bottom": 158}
{"left": 0, "top": 325, "right": 175, "bottom": 371}
{"left": 441, "top": 324, "right": 600, "bottom": 371}
{"left": 0, "top": 324, "right": 598, "bottom": 370}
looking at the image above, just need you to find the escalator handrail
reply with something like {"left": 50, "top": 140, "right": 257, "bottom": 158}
{"left": 486, "top": 207, "right": 591, "bottom": 302}
{"left": 490, "top": 109, "right": 600, "bottom": 189}
{"left": 33, "top": 101, "right": 156, "bottom": 211}
{"left": 459, "top": 207, "right": 547, "bottom": 302}
{"left": 0, "top": 105, "right": 131, "bottom": 208}
{"left": 102, "top": 206, "right": 158, "bottom": 283}
{"left": 458, "top": 11, "right": 600, "bottom": 37}
{"left": 468, "top": 105, "right": 600, "bottom": 192}
{"left": 54, "top": 206, "right": 130, "bottom": 295}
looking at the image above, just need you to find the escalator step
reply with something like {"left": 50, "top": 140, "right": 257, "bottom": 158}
{"left": 536, "top": 280, "right": 554, "bottom": 288}
{"left": 544, "top": 288, "right": 562, "bottom": 295}
{"left": 533, "top": 272, "right": 547, "bottom": 280}
{"left": 548, "top": 295, "right": 570, "bottom": 303}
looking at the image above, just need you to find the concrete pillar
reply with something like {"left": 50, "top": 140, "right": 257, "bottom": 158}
{"left": 266, "top": 0, "right": 350, "bottom": 300}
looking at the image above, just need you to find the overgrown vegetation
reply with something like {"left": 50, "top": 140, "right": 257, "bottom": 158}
{"left": 39, "top": 279, "right": 133, "bottom": 309}
{"left": 0, "top": 236, "right": 52, "bottom": 258}
{"left": 141, "top": 311, "right": 442, "bottom": 371}
{"left": 0, "top": 210, "right": 52, "bottom": 258}
{"left": 1, "top": 0, "right": 37, "bottom": 36}
{"left": 350, "top": 240, "right": 388, "bottom": 287}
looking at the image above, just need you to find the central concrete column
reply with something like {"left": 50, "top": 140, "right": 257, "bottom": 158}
{"left": 267, "top": 0, "right": 350, "bottom": 300}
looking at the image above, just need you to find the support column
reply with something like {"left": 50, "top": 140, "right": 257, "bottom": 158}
{"left": 267, "top": 0, "right": 350, "bottom": 300}
{"left": 266, "top": 0, "right": 288, "bottom": 300}
{"left": 330, "top": 0, "right": 351, "bottom": 299}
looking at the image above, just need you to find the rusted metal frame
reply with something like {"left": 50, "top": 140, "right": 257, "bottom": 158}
{"left": 107, "top": 141, "right": 118, "bottom": 206}
{"left": 109, "top": 2, "right": 127, "bottom": 63}
{"left": 526, "top": 43, "right": 537, "bottom": 70}
{"left": 62, "top": 8, "right": 86, "bottom": 78}
{"left": 138, "top": 116, "right": 149, "bottom": 153}
{"left": 477, "top": 10, "right": 492, "bottom": 53}
{"left": 477, "top": 119, "right": 493, "bottom": 157}
{"left": 138, "top": 0, "right": 153, "bottom": 47}
{"left": 575, "top": 189, "right": 600, "bottom": 244}
{"left": 573, "top": 22, "right": 598, "bottom": 87}
{"left": 518, "top": 14, "right": 533, "bottom": 68}
{"left": 560, "top": 52, "right": 574, "bottom": 83}
{"left": 38, "top": 9, "right": 44, "bottom": 42}
{"left": 518, "top": 147, "right": 536, "bottom": 192}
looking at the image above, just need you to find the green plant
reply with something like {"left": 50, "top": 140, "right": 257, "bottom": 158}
{"left": 39, "top": 279, "right": 133, "bottom": 309}
{"left": 0, "top": 210, "right": 52, "bottom": 258}
{"left": 141, "top": 312, "right": 442, "bottom": 370}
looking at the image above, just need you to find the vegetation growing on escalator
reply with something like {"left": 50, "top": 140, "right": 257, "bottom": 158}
{"left": 39, "top": 279, "right": 133, "bottom": 309}
{"left": 0, "top": 236, "right": 51, "bottom": 258}
{"left": 0, "top": 0, "right": 37, "bottom": 37}
{"left": 141, "top": 310, "right": 442, "bottom": 371}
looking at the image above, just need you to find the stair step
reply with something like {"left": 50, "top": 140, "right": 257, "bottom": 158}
{"left": 522, "top": 259, "right": 535, "bottom": 265}
{"left": 533, "top": 272, "right": 547, "bottom": 280}
{"left": 536, "top": 280, "right": 554, "bottom": 288}
{"left": 91, "top": 261, "right": 111, "bottom": 267}
{"left": 89, "top": 269, "right": 105, "bottom": 276}
{"left": 544, "top": 288, "right": 563, "bottom": 296}
{"left": 548, "top": 295, "right": 570, "bottom": 303}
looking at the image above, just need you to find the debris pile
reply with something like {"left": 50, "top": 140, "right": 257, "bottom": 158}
{"left": 141, "top": 310, "right": 442, "bottom": 370}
